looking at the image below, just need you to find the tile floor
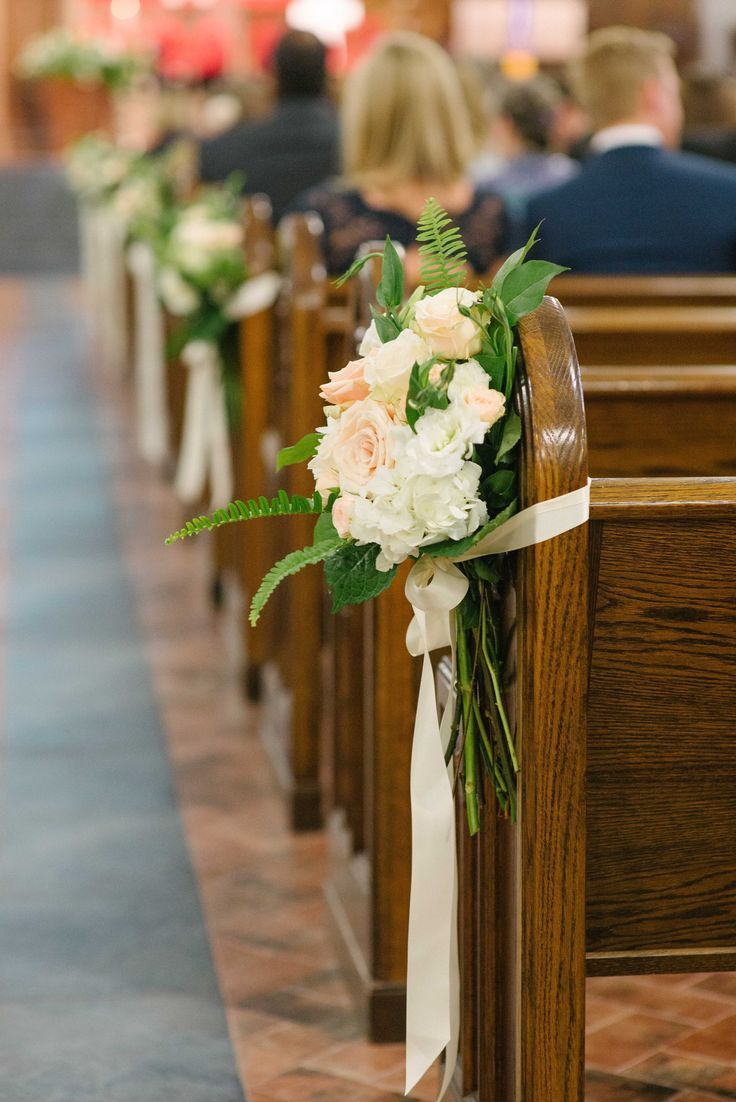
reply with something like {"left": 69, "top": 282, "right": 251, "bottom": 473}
{"left": 68, "top": 283, "right": 736, "bottom": 1100}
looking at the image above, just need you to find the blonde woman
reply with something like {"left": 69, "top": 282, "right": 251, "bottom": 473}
{"left": 287, "top": 32, "right": 508, "bottom": 278}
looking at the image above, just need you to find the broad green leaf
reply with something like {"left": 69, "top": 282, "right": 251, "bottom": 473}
{"left": 324, "top": 543, "right": 397, "bottom": 612}
{"left": 484, "top": 469, "right": 516, "bottom": 501}
{"left": 490, "top": 224, "right": 542, "bottom": 292}
{"left": 313, "top": 510, "right": 341, "bottom": 547}
{"left": 475, "top": 350, "right": 506, "bottom": 391}
{"left": 370, "top": 306, "right": 401, "bottom": 343}
{"left": 495, "top": 411, "right": 521, "bottom": 462}
{"left": 501, "top": 259, "right": 569, "bottom": 323}
{"left": 277, "top": 432, "right": 319, "bottom": 472}
{"left": 378, "top": 236, "right": 404, "bottom": 311}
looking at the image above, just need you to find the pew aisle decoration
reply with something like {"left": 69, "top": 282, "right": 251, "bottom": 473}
{"left": 18, "top": 29, "right": 148, "bottom": 90}
{"left": 156, "top": 185, "right": 280, "bottom": 505}
{"left": 166, "top": 201, "right": 589, "bottom": 1097}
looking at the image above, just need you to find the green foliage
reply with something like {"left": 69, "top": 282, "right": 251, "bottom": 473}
{"left": 416, "top": 198, "right": 468, "bottom": 292}
{"left": 277, "top": 433, "right": 320, "bottom": 472}
{"left": 500, "top": 259, "right": 569, "bottom": 325}
{"left": 405, "top": 358, "right": 453, "bottom": 431}
{"left": 250, "top": 540, "right": 344, "bottom": 626}
{"left": 165, "top": 490, "right": 336, "bottom": 544}
{"left": 369, "top": 307, "right": 401, "bottom": 343}
{"left": 332, "top": 251, "right": 382, "bottom": 289}
{"left": 324, "top": 544, "right": 398, "bottom": 612}
{"left": 495, "top": 411, "right": 521, "bottom": 462}
{"left": 375, "top": 237, "right": 404, "bottom": 311}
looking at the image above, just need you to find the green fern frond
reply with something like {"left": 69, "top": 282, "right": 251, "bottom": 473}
{"left": 165, "top": 490, "right": 336, "bottom": 544}
{"left": 416, "top": 197, "right": 469, "bottom": 292}
{"left": 249, "top": 539, "right": 343, "bottom": 625}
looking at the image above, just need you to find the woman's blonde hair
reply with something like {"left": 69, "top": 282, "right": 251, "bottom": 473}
{"left": 341, "top": 32, "right": 475, "bottom": 189}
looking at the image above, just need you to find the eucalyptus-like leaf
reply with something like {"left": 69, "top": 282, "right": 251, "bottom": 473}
{"left": 490, "top": 223, "right": 542, "bottom": 292}
{"left": 276, "top": 432, "right": 320, "bottom": 472}
{"left": 501, "top": 260, "right": 569, "bottom": 323}
{"left": 495, "top": 411, "right": 521, "bottom": 462}
{"left": 378, "top": 236, "right": 404, "bottom": 311}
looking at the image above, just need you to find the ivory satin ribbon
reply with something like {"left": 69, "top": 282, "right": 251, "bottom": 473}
{"left": 174, "top": 272, "right": 282, "bottom": 508}
{"left": 403, "top": 479, "right": 591, "bottom": 1098}
{"left": 128, "top": 242, "right": 169, "bottom": 465}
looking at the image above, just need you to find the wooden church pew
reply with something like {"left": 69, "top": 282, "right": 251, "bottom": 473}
{"left": 325, "top": 275, "right": 736, "bottom": 1041}
{"left": 550, "top": 273, "right": 736, "bottom": 307}
{"left": 564, "top": 304, "right": 736, "bottom": 365}
{"left": 453, "top": 297, "right": 736, "bottom": 1102}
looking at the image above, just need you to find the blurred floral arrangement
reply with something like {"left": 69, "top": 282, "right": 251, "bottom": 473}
{"left": 17, "top": 29, "right": 150, "bottom": 91}
{"left": 65, "top": 134, "right": 139, "bottom": 205}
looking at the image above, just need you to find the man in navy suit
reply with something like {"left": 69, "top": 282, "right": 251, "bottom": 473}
{"left": 200, "top": 31, "right": 340, "bottom": 224}
{"left": 526, "top": 26, "right": 736, "bottom": 273}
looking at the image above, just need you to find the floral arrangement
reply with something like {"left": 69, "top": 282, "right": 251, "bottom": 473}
{"left": 166, "top": 200, "right": 564, "bottom": 831}
{"left": 17, "top": 29, "right": 149, "bottom": 90}
{"left": 65, "top": 134, "right": 139, "bottom": 205}
{"left": 155, "top": 184, "right": 249, "bottom": 426}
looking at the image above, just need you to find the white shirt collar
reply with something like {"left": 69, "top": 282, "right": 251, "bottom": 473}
{"left": 590, "top": 123, "right": 664, "bottom": 154}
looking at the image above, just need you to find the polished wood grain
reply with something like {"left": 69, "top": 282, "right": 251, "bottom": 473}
{"left": 551, "top": 274, "right": 736, "bottom": 307}
{"left": 565, "top": 305, "right": 736, "bottom": 365}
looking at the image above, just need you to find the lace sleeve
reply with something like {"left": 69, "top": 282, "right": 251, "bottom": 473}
{"left": 460, "top": 192, "right": 509, "bottom": 276}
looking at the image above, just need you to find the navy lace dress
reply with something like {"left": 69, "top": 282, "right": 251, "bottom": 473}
{"left": 286, "top": 184, "right": 508, "bottom": 276}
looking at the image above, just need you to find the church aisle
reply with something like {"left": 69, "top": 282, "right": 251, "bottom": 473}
{"left": 0, "top": 280, "right": 244, "bottom": 1102}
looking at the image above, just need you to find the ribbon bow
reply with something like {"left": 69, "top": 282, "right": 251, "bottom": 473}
{"left": 404, "top": 480, "right": 591, "bottom": 1099}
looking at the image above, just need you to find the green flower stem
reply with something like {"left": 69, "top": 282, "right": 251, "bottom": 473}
{"left": 480, "top": 604, "right": 519, "bottom": 775}
{"left": 457, "top": 626, "right": 480, "bottom": 835}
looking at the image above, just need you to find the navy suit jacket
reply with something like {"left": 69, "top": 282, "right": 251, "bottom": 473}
{"left": 525, "top": 145, "right": 736, "bottom": 273}
{"left": 199, "top": 98, "right": 340, "bottom": 224}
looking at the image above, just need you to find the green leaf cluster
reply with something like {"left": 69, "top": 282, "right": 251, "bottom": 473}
{"left": 405, "top": 358, "right": 453, "bottom": 430}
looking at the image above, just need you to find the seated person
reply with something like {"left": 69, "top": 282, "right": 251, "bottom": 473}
{"left": 199, "top": 31, "right": 340, "bottom": 223}
{"left": 525, "top": 26, "right": 736, "bottom": 273}
{"left": 288, "top": 32, "right": 508, "bottom": 281}
{"left": 471, "top": 76, "right": 579, "bottom": 219}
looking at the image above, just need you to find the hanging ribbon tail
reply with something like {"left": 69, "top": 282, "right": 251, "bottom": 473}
{"left": 224, "top": 270, "right": 282, "bottom": 320}
{"left": 402, "top": 480, "right": 591, "bottom": 1099}
{"left": 174, "top": 340, "right": 234, "bottom": 507}
{"left": 404, "top": 559, "right": 467, "bottom": 1099}
{"left": 128, "top": 242, "right": 169, "bottom": 465}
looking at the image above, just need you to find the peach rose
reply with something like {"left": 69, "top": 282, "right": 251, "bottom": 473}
{"left": 331, "top": 399, "right": 399, "bottom": 493}
{"left": 462, "top": 387, "right": 505, "bottom": 426}
{"left": 320, "top": 359, "right": 370, "bottom": 406}
{"left": 412, "top": 287, "right": 483, "bottom": 361}
{"left": 331, "top": 495, "right": 355, "bottom": 539}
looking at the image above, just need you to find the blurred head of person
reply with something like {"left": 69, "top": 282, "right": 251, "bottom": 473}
{"left": 341, "top": 31, "right": 476, "bottom": 191}
{"left": 572, "top": 25, "right": 683, "bottom": 148}
{"left": 493, "top": 75, "right": 564, "bottom": 158}
{"left": 272, "top": 30, "right": 328, "bottom": 101}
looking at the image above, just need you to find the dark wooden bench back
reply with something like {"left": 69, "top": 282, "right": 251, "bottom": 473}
{"left": 551, "top": 273, "right": 736, "bottom": 307}
{"left": 564, "top": 304, "right": 736, "bottom": 365}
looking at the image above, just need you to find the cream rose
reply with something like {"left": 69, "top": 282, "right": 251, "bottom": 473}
{"left": 330, "top": 399, "right": 400, "bottom": 493}
{"left": 363, "top": 328, "right": 429, "bottom": 406}
{"left": 462, "top": 387, "right": 505, "bottom": 426}
{"left": 320, "top": 359, "right": 370, "bottom": 406}
{"left": 412, "top": 287, "right": 483, "bottom": 360}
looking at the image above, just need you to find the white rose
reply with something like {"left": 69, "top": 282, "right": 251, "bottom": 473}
{"left": 412, "top": 287, "right": 483, "bottom": 360}
{"left": 358, "top": 319, "right": 382, "bottom": 356}
{"left": 363, "top": 328, "right": 428, "bottom": 405}
{"left": 158, "top": 267, "right": 200, "bottom": 316}
{"left": 405, "top": 404, "right": 486, "bottom": 477}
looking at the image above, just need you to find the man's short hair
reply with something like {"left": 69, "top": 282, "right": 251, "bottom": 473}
{"left": 273, "top": 30, "right": 328, "bottom": 99}
{"left": 573, "top": 25, "right": 676, "bottom": 130}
